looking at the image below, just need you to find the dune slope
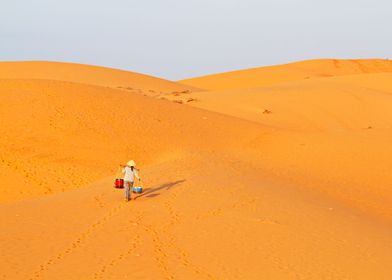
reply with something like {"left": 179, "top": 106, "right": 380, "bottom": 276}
{"left": 2, "top": 154, "right": 392, "bottom": 280}
{"left": 171, "top": 73, "right": 392, "bottom": 222}
{"left": 0, "top": 78, "right": 263, "bottom": 202}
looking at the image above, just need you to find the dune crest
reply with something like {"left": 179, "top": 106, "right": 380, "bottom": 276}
{"left": 0, "top": 61, "right": 200, "bottom": 94}
{"left": 179, "top": 59, "right": 392, "bottom": 90}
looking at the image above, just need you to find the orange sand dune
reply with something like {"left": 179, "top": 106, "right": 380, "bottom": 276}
{"left": 0, "top": 61, "right": 199, "bottom": 94}
{"left": 179, "top": 59, "right": 392, "bottom": 90}
{"left": 1, "top": 60, "right": 392, "bottom": 279}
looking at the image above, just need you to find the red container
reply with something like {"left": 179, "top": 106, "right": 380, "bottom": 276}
{"left": 115, "top": 178, "right": 124, "bottom": 188}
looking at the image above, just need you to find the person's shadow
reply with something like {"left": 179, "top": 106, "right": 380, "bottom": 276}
{"left": 134, "top": 180, "right": 185, "bottom": 200}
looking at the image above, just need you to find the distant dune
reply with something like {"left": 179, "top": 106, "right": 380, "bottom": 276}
{"left": 1, "top": 60, "right": 392, "bottom": 279}
{"left": 179, "top": 59, "right": 392, "bottom": 90}
{"left": 181, "top": 72, "right": 392, "bottom": 131}
{"left": 0, "top": 61, "right": 200, "bottom": 94}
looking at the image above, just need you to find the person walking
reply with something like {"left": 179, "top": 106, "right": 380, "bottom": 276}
{"left": 120, "top": 160, "right": 140, "bottom": 202}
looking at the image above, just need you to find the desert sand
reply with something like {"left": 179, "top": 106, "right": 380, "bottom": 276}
{"left": 1, "top": 59, "right": 392, "bottom": 279}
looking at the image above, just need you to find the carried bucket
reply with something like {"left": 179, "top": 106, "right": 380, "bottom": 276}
{"left": 114, "top": 178, "right": 124, "bottom": 189}
{"left": 114, "top": 166, "right": 124, "bottom": 188}
{"left": 132, "top": 186, "right": 143, "bottom": 193}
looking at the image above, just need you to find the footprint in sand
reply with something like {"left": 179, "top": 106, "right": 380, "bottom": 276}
{"left": 29, "top": 203, "right": 129, "bottom": 279}
{"left": 253, "top": 217, "right": 281, "bottom": 225}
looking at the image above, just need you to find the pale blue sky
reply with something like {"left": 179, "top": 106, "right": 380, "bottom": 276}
{"left": 1, "top": 0, "right": 391, "bottom": 80}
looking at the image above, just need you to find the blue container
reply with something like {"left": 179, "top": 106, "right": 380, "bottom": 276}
{"left": 132, "top": 187, "right": 143, "bottom": 193}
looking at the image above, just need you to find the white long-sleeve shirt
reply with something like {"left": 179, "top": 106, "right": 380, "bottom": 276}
{"left": 122, "top": 167, "right": 139, "bottom": 182}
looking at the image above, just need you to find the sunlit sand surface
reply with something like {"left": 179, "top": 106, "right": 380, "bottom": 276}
{"left": 1, "top": 60, "right": 392, "bottom": 279}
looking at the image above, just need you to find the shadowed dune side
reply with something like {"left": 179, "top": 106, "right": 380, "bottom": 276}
{"left": 179, "top": 59, "right": 392, "bottom": 90}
